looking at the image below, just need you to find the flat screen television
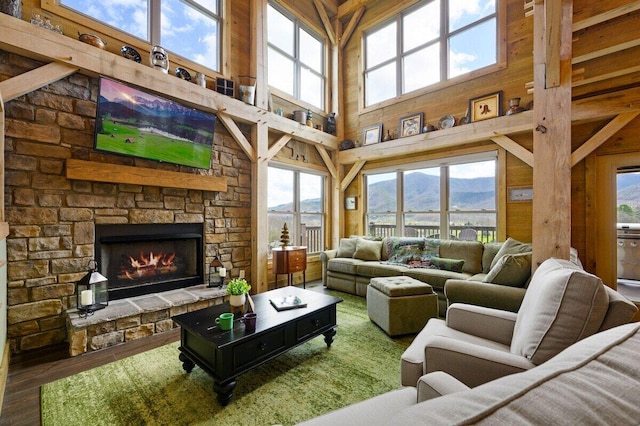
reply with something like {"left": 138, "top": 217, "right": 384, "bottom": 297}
{"left": 94, "top": 76, "right": 216, "bottom": 169}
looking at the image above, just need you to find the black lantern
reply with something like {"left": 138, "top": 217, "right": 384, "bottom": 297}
{"left": 77, "top": 260, "right": 108, "bottom": 318}
{"left": 208, "top": 255, "right": 226, "bottom": 288}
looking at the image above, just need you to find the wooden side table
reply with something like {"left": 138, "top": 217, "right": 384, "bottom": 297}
{"left": 272, "top": 246, "right": 307, "bottom": 288}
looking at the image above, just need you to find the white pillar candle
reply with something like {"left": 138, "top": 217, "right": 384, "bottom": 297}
{"left": 81, "top": 289, "right": 93, "bottom": 306}
{"left": 219, "top": 267, "right": 227, "bottom": 277}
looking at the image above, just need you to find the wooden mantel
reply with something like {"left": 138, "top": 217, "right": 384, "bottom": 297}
{"left": 65, "top": 159, "right": 227, "bottom": 192}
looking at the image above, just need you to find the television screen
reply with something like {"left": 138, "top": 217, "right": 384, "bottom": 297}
{"left": 94, "top": 77, "right": 216, "bottom": 169}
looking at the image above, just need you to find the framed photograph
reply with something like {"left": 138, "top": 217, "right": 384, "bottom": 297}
{"left": 362, "top": 123, "right": 382, "bottom": 146}
{"left": 398, "top": 113, "right": 424, "bottom": 138}
{"left": 469, "top": 91, "right": 503, "bottom": 122}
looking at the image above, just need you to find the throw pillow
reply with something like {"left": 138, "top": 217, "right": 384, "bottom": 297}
{"left": 483, "top": 252, "right": 532, "bottom": 287}
{"left": 511, "top": 258, "right": 609, "bottom": 365}
{"left": 490, "top": 237, "right": 533, "bottom": 270}
{"left": 353, "top": 238, "right": 382, "bottom": 261}
{"left": 336, "top": 238, "right": 357, "bottom": 258}
{"left": 429, "top": 256, "right": 465, "bottom": 272}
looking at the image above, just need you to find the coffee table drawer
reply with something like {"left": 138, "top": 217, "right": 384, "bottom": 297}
{"left": 296, "top": 309, "right": 331, "bottom": 341}
{"left": 233, "top": 327, "right": 286, "bottom": 369}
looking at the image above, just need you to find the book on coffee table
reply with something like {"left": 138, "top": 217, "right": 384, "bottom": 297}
{"left": 270, "top": 295, "right": 307, "bottom": 311}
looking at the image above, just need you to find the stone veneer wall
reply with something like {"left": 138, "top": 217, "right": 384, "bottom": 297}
{"left": 2, "top": 51, "right": 252, "bottom": 355}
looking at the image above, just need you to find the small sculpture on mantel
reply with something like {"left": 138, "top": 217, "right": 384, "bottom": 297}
{"left": 280, "top": 223, "right": 290, "bottom": 247}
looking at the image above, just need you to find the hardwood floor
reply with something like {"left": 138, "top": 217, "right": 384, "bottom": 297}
{"left": 1, "top": 328, "right": 181, "bottom": 426}
{"left": 1, "top": 282, "right": 323, "bottom": 425}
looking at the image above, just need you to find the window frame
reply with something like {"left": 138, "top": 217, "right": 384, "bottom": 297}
{"left": 267, "top": 1, "right": 328, "bottom": 112}
{"left": 42, "top": 0, "right": 225, "bottom": 75}
{"left": 360, "top": 0, "right": 506, "bottom": 112}
{"left": 267, "top": 163, "right": 327, "bottom": 255}
{"left": 364, "top": 152, "right": 498, "bottom": 240}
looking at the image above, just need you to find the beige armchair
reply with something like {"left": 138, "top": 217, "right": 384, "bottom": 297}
{"left": 401, "top": 258, "right": 638, "bottom": 387}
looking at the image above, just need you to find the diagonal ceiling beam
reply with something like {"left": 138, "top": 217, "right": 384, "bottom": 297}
{"left": 267, "top": 134, "right": 292, "bottom": 160}
{"left": 315, "top": 145, "right": 337, "bottom": 179}
{"left": 217, "top": 113, "right": 256, "bottom": 161}
{"left": 341, "top": 160, "right": 365, "bottom": 192}
{"left": 313, "top": 0, "right": 337, "bottom": 45}
{"left": 0, "top": 62, "right": 78, "bottom": 102}
{"left": 339, "top": 6, "right": 365, "bottom": 50}
{"left": 491, "top": 135, "right": 534, "bottom": 167}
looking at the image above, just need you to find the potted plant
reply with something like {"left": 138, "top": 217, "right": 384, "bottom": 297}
{"left": 226, "top": 278, "right": 251, "bottom": 308}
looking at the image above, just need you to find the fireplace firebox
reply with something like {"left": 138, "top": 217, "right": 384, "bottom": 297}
{"left": 95, "top": 224, "right": 204, "bottom": 300}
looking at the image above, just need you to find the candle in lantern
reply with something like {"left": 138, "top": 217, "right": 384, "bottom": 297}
{"left": 219, "top": 267, "right": 227, "bottom": 277}
{"left": 81, "top": 289, "right": 93, "bottom": 306}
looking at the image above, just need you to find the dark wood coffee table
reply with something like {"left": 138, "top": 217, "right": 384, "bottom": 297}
{"left": 172, "top": 286, "right": 343, "bottom": 405}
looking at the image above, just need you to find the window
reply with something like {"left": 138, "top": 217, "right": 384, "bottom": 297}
{"left": 268, "top": 166, "right": 325, "bottom": 254}
{"left": 364, "top": 0, "right": 499, "bottom": 107}
{"left": 365, "top": 155, "right": 497, "bottom": 242}
{"left": 267, "top": 2, "right": 326, "bottom": 110}
{"left": 57, "top": 0, "right": 221, "bottom": 72}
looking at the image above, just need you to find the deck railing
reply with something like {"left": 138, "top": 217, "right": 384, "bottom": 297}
{"left": 367, "top": 223, "right": 498, "bottom": 242}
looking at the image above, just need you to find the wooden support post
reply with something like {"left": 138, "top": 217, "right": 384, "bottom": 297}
{"left": 252, "top": 121, "right": 269, "bottom": 294}
{"left": 531, "top": 0, "right": 573, "bottom": 269}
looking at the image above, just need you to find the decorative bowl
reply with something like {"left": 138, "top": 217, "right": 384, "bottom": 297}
{"left": 78, "top": 32, "right": 106, "bottom": 49}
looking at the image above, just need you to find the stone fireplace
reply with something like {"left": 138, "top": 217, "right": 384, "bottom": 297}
{"left": 95, "top": 223, "right": 204, "bottom": 300}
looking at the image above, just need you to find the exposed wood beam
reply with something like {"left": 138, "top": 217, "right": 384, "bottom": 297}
{"left": 217, "top": 113, "right": 256, "bottom": 161}
{"left": 572, "top": 66, "right": 640, "bottom": 88}
{"left": 339, "top": 6, "right": 366, "bottom": 50}
{"left": 65, "top": 159, "right": 227, "bottom": 192}
{"left": 491, "top": 135, "right": 534, "bottom": 167}
{"left": 315, "top": 145, "right": 337, "bottom": 179}
{"left": 0, "top": 13, "right": 338, "bottom": 151}
{"left": 0, "top": 62, "right": 78, "bottom": 102}
{"left": 572, "top": 39, "right": 640, "bottom": 65}
{"left": 572, "top": 86, "right": 640, "bottom": 122}
{"left": 531, "top": 0, "right": 573, "bottom": 267}
{"left": 338, "top": 111, "right": 534, "bottom": 165}
{"left": 571, "top": 112, "right": 640, "bottom": 166}
{"left": 0, "top": 92, "right": 4, "bottom": 221}
{"left": 252, "top": 121, "right": 270, "bottom": 294}
{"left": 341, "top": 160, "right": 366, "bottom": 192}
{"left": 337, "top": 0, "right": 368, "bottom": 19}
{"left": 573, "top": 1, "right": 640, "bottom": 32}
{"left": 251, "top": 0, "right": 268, "bottom": 110}
{"left": 313, "top": 0, "right": 337, "bottom": 45}
{"left": 267, "top": 134, "right": 292, "bottom": 160}
{"left": 544, "top": 0, "right": 565, "bottom": 88}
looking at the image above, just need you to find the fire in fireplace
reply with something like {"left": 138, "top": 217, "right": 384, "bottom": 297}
{"left": 95, "top": 223, "right": 204, "bottom": 300}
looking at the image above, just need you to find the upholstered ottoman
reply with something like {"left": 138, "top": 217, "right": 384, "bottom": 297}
{"left": 367, "top": 276, "right": 438, "bottom": 336}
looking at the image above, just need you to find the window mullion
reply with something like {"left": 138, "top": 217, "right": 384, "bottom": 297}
{"left": 441, "top": 0, "right": 448, "bottom": 82}
{"left": 150, "top": 0, "right": 161, "bottom": 45}
{"left": 396, "top": 15, "right": 403, "bottom": 97}
{"left": 397, "top": 171, "right": 403, "bottom": 236}
{"left": 440, "top": 166, "right": 449, "bottom": 239}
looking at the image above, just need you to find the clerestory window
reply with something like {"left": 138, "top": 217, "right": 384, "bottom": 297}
{"left": 364, "top": 0, "right": 500, "bottom": 107}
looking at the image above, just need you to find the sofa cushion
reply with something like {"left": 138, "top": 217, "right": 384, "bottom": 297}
{"left": 327, "top": 257, "right": 363, "bottom": 275}
{"left": 356, "top": 262, "right": 408, "bottom": 278}
{"left": 404, "top": 268, "right": 470, "bottom": 292}
{"left": 490, "top": 237, "right": 532, "bottom": 270}
{"left": 483, "top": 252, "right": 532, "bottom": 288}
{"left": 353, "top": 239, "right": 382, "bottom": 261}
{"left": 336, "top": 237, "right": 358, "bottom": 258}
{"left": 429, "top": 256, "right": 465, "bottom": 272}
{"left": 511, "top": 258, "right": 609, "bottom": 365}
{"left": 438, "top": 240, "right": 483, "bottom": 274}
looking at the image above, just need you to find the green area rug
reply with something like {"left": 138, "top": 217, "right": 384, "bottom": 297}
{"left": 41, "top": 292, "right": 413, "bottom": 425}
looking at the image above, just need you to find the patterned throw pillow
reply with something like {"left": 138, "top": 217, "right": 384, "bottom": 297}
{"left": 429, "top": 256, "right": 465, "bottom": 272}
{"left": 386, "top": 244, "right": 427, "bottom": 265}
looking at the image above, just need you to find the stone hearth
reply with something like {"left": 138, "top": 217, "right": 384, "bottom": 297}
{"left": 67, "top": 285, "right": 227, "bottom": 356}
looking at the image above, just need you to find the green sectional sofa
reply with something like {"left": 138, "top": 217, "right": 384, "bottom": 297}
{"left": 320, "top": 236, "right": 535, "bottom": 315}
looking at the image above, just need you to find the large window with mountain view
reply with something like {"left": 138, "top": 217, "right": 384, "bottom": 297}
{"left": 365, "top": 155, "right": 497, "bottom": 242}
{"left": 268, "top": 166, "right": 325, "bottom": 255}
{"left": 363, "top": 0, "right": 499, "bottom": 107}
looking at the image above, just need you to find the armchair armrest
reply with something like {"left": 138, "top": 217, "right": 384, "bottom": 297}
{"left": 424, "top": 335, "right": 534, "bottom": 387}
{"left": 446, "top": 303, "right": 517, "bottom": 346}
{"left": 416, "top": 371, "right": 470, "bottom": 402}
{"left": 445, "top": 279, "right": 526, "bottom": 313}
{"left": 320, "top": 249, "right": 337, "bottom": 286}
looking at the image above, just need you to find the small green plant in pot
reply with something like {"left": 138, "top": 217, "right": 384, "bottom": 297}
{"left": 226, "top": 278, "right": 251, "bottom": 295}
{"left": 227, "top": 278, "right": 251, "bottom": 310}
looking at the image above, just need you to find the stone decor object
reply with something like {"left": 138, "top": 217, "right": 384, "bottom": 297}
{"left": 0, "top": 0, "right": 21, "bottom": 18}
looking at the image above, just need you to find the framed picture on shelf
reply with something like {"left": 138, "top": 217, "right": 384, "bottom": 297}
{"left": 469, "top": 91, "right": 502, "bottom": 122}
{"left": 362, "top": 123, "right": 382, "bottom": 146}
{"left": 398, "top": 113, "right": 424, "bottom": 137}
